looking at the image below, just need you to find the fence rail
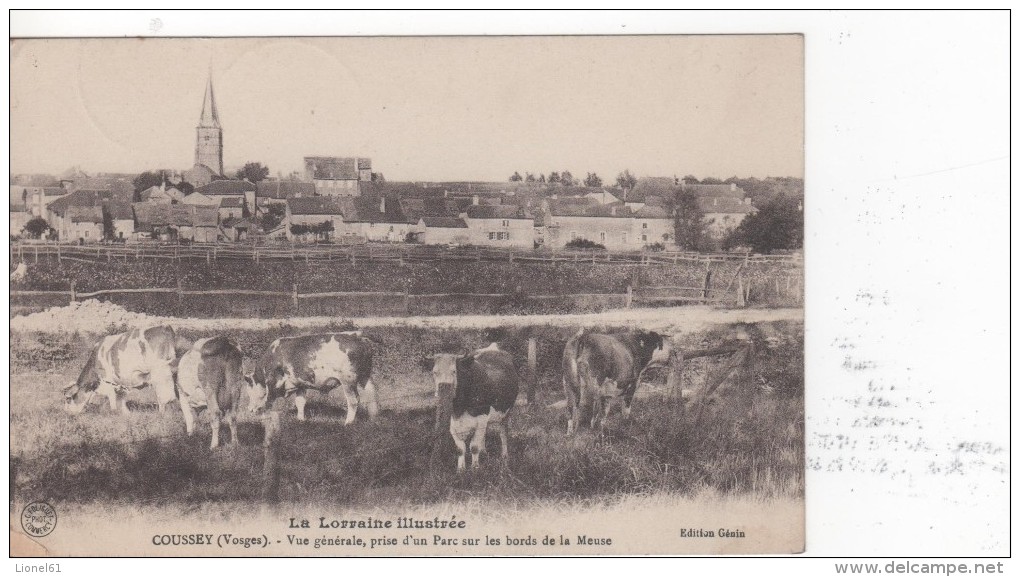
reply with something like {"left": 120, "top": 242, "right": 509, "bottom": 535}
{"left": 10, "top": 241, "right": 802, "bottom": 267}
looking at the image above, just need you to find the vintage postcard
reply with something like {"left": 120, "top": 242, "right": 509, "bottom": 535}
{"left": 9, "top": 35, "right": 804, "bottom": 556}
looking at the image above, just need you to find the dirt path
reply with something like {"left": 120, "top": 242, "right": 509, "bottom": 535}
{"left": 11, "top": 300, "right": 802, "bottom": 336}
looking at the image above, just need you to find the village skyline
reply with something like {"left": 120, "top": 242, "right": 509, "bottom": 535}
{"left": 10, "top": 36, "right": 804, "bottom": 182}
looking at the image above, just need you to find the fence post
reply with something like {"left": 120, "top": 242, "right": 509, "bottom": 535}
{"left": 736, "top": 277, "right": 745, "bottom": 307}
{"left": 69, "top": 280, "right": 76, "bottom": 304}
{"left": 527, "top": 337, "right": 537, "bottom": 404}
{"left": 177, "top": 278, "right": 184, "bottom": 310}
{"left": 625, "top": 285, "right": 633, "bottom": 308}
{"left": 702, "top": 269, "right": 713, "bottom": 301}
{"left": 403, "top": 290, "right": 410, "bottom": 314}
{"left": 56, "top": 244, "right": 61, "bottom": 267}
{"left": 292, "top": 283, "right": 299, "bottom": 311}
{"left": 34, "top": 246, "right": 38, "bottom": 263}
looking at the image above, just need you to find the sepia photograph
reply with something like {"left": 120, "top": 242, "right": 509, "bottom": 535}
{"left": 11, "top": 31, "right": 802, "bottom": 557}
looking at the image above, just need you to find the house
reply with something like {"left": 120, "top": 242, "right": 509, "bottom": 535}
{"left": 342, "top": 195, "right": 414, "bottom": 242}
{"left": 584, "top": 190, "right": 623, "bottom": 205}
{"left": 181, "top": 191, "right": 220, "bottom": 207}
{"left": 11, "top": 185, "right": 69, "bottom": 217}
{"left": 45, "top": 189, "right": 114, "bottom": 241}
{"left": 285, "top": 196, "right": 348, "bottom": 243}
{"left": 138, "top": 184, "right": 185, "bottom": 204}
{"left": 220, "top": 217, "right": 251, "bottom": 242}
{"left": 417, "top": 216, "right": 470, "bottom": 245}
{"left": 64, "top": 175, "right": 134, "bottom": 201}
{"left": 462, "top": 204, "right": 534, "bottom": 248}
{"left": 10, "top": 194, "right": 30, "bottom": 237}
{"left": 303, "top": 156, "right": 372, "bottom": 196}
{"left": 254, "top": 180, "right": 315, "bottom": 215}
{"left": 195, "top": 179, "right": 256, "bottom": 216}
{"left": 132, "top": 203, "right": 220, "bottom": 242}
{"left": 59, "top": 206, "right": 104, "bottom": 243}
{"left": 104, "top": 201, "right": 135, "bottom": 240}
{"left": 183, "top": 164, "right": 220, "bottom": 188}
{"left": 698, "top": 196, "right": 756, "bottom": 237}
{"left": 542, "top": 198, "right": 675, "bottom": 250}
{"left": 218, "top": 196, "right": 246, "bottom": 220}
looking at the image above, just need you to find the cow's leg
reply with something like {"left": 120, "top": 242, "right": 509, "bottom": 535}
{"left": 599, "top": 396, "right": 613, "bottom": 433}
{"left": 470, "top": 415, "right": 490, "bottom": 469}
{"left": 226, "top": 411, "right": 238, "bottom": 446}
{"left": 622, "top": 391, "right": 635, "bottom": 420}
{"left": 181, "top": 400, "right": 197, "bottom": 435}
{"left": 208, "top": 397, "right": 222, "bottom": 449}
{"left": 294, "top": 390, "right": 307, "bottom": 421}
{"left": 116, "top": 390, "right": 130, "bottom": 415}
{"left": 340, "top": 381, "right": 360, "bottom": 426}
{"left": 361, "top": 378, "right": 380, "bottom": 419}
{"left": 564, "top": 378, "right": 578, "bottom": 435}
{"left": 449, "top": 415, "right": 471, "bottom": 472}
{"left": 497, "top": 416, "right": 510, "bottom": 460}
{"left": 150, "top": 365, "right": 176, "bottom": 414}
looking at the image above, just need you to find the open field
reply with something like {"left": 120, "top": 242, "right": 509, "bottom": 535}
{"left": 10, "top": 313, "right": 804, "bottom": 523}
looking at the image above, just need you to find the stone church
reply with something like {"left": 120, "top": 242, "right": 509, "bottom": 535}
{"left": 183, "top": 74, "right": 224, "bottom": 187}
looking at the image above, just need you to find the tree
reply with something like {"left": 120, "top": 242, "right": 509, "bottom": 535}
{"left": 509, "top": 171, "right": 523, "bottom": 182}
{"left": 102, "top": 207, "right": 114, "bottom": 240}
{"left": 616, "top": 169, "right": 637, "bottom": 191}
{"left": 584, "top": 172, "right": 603, "bottom": 187}
{"left": 177, "top": 181, "right": 195, "bottom": 196}
{"left": 700, "top": 176, "right": 723, "bottom": 184}
{"left": 681, "top": 175, "right": 699, "bottom": 184}
{"left": 23, "top": 216, "right": 51, "bottom": 239}
{"left": 132, "top": 170, "right": 166, "bottom": 195}
{"left": 259, "top": 203, "right": 287, "bottom": 232}
{"left": 724, "top": 194, "right": 803, "bottom": 254}
{"left": 561, "top": 170, "right": 575, "bottom": 186}
{"left": 525, "top": 172, "right": 536, "bottom": 183}
{"left": 538, "top": 174, "right": 546, "bottom": 184}
{"left": 671, "top": 188, "right": 706, "bottom": 251}
{"left": 371, "top": 172, "right": 386, "bottom": 183}
{"left": 547, "top": 171, "right": 561, "bottom": 184}
{"left": 235, "top": 162, "right": 270, "bottom": 183}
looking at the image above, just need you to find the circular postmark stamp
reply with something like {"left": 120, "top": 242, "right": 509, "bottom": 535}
{"left": 21, "top": 501, "right": 57, "bottom": 537}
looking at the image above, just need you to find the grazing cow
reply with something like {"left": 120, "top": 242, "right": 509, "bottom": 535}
{"left": 562, "top": 328, "right": 672, "bottom": 434}
{"left": 246, "top": 331, "right": 379, "bottom": 423}
{"left": 63, "top": 325, "right": 178, "bottom": 415}
{"left": 176, "top": 336, "right": 246, "bottom": 449}
{"left": 432, "top": 343, "right": 519, "bottom": 471}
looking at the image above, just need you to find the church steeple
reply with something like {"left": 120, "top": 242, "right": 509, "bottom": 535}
{"left": 194, "top": 71, "right": 224, "bottom": 176}
{"left": 198, "top": 73, "right": 220, "bottom": 128}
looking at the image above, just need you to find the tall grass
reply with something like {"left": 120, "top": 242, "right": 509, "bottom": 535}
{"left": 10, "top": 320, "right": 803, "bottom": 508}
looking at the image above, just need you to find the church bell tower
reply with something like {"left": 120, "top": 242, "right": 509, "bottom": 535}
{"left": 195, "top": 73, "right": 223, "bottom": 175}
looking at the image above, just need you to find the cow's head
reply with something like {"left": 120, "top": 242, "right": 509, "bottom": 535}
{"left": 431, "top": 352, "right": 467, "bottom": 400}
{"left": 636, "top": 331, "right": 672, "bottom": 368}
{"left": 64, "top": 345, "right": 100, "bottom": 414}
{"left": 244, "top": 370, "right": 269, "bottom": 414}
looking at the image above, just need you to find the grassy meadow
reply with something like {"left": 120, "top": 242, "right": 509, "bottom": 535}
{"left": 10, "top": 318, "right": 803, "bottom": 511}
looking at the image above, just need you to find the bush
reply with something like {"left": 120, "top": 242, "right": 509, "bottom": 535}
{"left": 645, "top": 242, "right": 665, "bottom": 252}
{"left": 565, "top": 238, "right": 606, "bottom": 250}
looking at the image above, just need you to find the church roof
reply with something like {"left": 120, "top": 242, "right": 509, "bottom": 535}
{"left": 195, "top": 180, "right": 256, "bottom": 196}
{"left": 198, "top": 74, "right": 220, "bottom": 128}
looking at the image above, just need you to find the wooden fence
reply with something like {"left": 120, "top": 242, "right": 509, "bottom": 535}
{"left": 10, "top": 241, "right": 802, "bottom": 267}
{"left": 10, "top": 266, "right": 804, "bottom": 316}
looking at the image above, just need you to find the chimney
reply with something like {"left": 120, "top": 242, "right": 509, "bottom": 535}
{"left": 472, "top": 194, "right": 479, "bottom": 205}
{"left": 379, "top": 196, "right": 386, "bottom": 213}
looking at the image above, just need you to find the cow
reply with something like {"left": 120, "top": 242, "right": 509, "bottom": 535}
{"left": 432, "top": 343, "right": 519, "bottom": 471}
{"left": 63, "top": 325, "right": 178, "bottom": 415}
{"left": 176, "top": 336, "right": 246, "bottom": 449}
{"left": 561, "top": 328, "right": 672, "bottom": 434}
{"left": 246, "top": 331, "right": 379, "bottom": 424}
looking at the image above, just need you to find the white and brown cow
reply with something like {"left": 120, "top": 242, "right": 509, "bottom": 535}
{"left": 176, "top": 336, "right": 246, "bottom": 449}
{"left": 561, "top": 328, "right": 672, "bottom": 434}
{"left": 246, "top": 331, "right": 379, "bottom": 423}
{"left": 63, "top": 325, "right": 178, "bottom": 415}
{"left": 432, "top": 343, "right": 519, "bottom": 471}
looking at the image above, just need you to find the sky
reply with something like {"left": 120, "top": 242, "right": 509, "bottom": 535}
{"left": 10, "top": 36, "right": 803, "bottom": 182}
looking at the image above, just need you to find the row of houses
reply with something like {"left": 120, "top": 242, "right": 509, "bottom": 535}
{"left": 10, "top": 176, "right": 757, "bottom": 249}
